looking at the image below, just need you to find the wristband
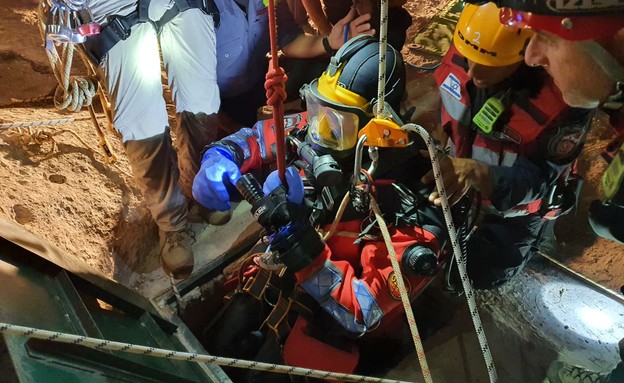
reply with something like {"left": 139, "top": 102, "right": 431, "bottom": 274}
{"left": 322, "top": 36, "right": 336, "bottom": 55}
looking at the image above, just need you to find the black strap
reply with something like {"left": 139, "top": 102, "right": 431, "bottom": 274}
{"left": 83, "top": 10, "right": 145, "bottom": 64}
{"left": 83, "top": 0, "right": 219, "bottom": 64}
{"left": 159, "top": 0, "right": 220, "bottom": 28}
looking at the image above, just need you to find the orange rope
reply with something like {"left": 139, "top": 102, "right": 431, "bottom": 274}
{"left": 265, "top": 0, "right": 287, "bottom": 183}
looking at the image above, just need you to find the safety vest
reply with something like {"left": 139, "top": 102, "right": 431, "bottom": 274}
{"left": 214, "top": 0, "right": 270, "bottom": 98}
{"left": 434, "top": 46, "right": 570, "bottom": 217}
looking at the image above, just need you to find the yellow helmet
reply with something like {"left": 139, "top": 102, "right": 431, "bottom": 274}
{"left": 453, "top": 2, "right": 533, "bottom": 67}
{"left": 303, "top": 35, "right": 405, "bottom": 154}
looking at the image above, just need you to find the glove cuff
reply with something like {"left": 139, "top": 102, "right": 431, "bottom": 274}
{"left": 203, "top": 142, "right": 240, "bottom": 165}
{"left": 272, "top": 223, "right": 325, "bottom": 273}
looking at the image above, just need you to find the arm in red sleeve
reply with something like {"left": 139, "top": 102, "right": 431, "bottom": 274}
{"left": 212, "top": 112, "right": 308, "bottom": 173}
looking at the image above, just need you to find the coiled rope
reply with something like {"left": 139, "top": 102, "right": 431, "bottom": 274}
{"left": 36, "top": 2, "right": 97, "bottom": 113}
{"left": 0, "top": 322, "right": 415, "bottom": 383}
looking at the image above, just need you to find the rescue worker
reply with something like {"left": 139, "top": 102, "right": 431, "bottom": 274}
{"left": 484, "top": 0, "right": 624, "bottom": 247}
{"left": 216, "top": 0, "right": 376, "bottom": 126}
{"left": 461, "top": 1, "right": 624, "bottom": 382}
{"left": 193, "top": 36, "right": 447, "bottom": 381}
{"left": 40, "top": 0, "right": 229, "bottom": 280}
{"left": 422, "top": 2, "right": 595, "bottom": 289}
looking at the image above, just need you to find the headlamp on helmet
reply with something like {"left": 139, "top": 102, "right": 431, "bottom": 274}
{"left": 463, "top": 0, "right": 624, "bottom": 41}
{"left": 454, "top": 2, "right": 533, "bottom": 67}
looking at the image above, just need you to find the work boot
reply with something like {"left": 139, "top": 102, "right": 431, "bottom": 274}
{"left": 544, "top": 361, "right": 611, "bottom": 383}
{"left": 198, "top": 205, "right": 232, "bottom": 226}
{"left": 159, "top": 226, "right": 195, "bottom": 280}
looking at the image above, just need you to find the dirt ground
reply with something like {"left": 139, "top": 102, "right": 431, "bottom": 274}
{"left": 0, "top": 0, "right": 622, "bottom": 297}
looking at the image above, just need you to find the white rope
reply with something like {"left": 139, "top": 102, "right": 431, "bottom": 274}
{"left": 37, "top": 1, "right": 97, "bottom": 113}
{"left": 402, "top": 123, "right": 498, "bottom": 383}
{"left": 376, "top": 0, "right": 389, "bottom": 118}
{"left": 0, "top": 117, "right": 90, "bottom": 129}
{"left": 370, "top": 196, "right": 433, "bottom": 383}
{"left": 0, "top": 322, "right": 415, "bottom": 383}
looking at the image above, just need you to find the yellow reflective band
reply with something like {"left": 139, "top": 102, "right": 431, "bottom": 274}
{"left": 317, "top": 70, "right": 368, "bottom": 108}
{"left": 602, "top": 144, "right": 624, "bottom": 201}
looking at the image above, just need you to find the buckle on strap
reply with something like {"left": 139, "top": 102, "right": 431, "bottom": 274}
{"left": 105, "top": 14, "right": 135, "bottom": 41}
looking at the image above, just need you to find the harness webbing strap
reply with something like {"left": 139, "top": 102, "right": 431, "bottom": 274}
{"left": 83, "top": 0, "right": 219, "bottom": 64}
{"left": 160, "top": 0, "right": 220, "bottom": 28}
{"left": 83, "top": 9, "right": 145, "bottom": 64}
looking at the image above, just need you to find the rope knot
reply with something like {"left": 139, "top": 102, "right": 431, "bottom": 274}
{"left": 264, "top": 62, "right": 288, "bottom": 107}
{"left": 54, "top": 76, "right": 97, "bottom": 112}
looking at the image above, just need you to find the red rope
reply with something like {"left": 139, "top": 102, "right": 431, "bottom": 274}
{"left": 265, "top": 64, "right": 288, "bottom": 108}
{"left": 266, "top": 0, "right": 287, "bottom": 183}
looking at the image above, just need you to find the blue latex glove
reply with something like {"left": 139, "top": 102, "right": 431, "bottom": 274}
{"left": 262, "top": 166, "right": 304, "bottom": 204}
{"left": 192, "top": 148, "right": 241, "bottom": 211}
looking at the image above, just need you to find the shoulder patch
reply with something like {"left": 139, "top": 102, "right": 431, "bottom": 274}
{"left": 547, "top": 125, "right": 585, "bottom": 160}
{"left": 441, "top": 73, "right": 462, "bottom": 101}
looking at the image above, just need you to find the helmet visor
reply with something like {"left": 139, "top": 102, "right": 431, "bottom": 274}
{"left": 304, "top": 86, "right": 361, "bottom": 151}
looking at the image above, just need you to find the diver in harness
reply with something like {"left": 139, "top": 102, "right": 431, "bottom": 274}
{"left": 192, "top": 35, "right": 452, "bottom": 382}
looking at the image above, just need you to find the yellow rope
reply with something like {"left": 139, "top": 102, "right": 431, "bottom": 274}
{"left": 1, "top": 126, "right": 132, "bottom": 178}
{"left": 370, "top": 196, "right": 433, "bottom": 383}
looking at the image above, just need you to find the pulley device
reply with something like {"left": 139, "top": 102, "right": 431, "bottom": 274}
{"left": 44, "top": 0, "right": 100, "bottom": 46}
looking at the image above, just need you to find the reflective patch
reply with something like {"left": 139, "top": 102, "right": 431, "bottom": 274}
{"left": 387, "top": 271, "right": 411, "bottom": 300}
{"left": 441, "top": 73, "right": 462, "bottom": 101}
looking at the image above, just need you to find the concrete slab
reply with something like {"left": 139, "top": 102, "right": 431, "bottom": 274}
{"left": 123, "top": 201, "right": 261, "bottom": 301}
{"left": 383, "top": 259, "right": 624, "bottom": 383}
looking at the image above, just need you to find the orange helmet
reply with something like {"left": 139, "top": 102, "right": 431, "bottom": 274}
{"left": 453, "top": 2, "right": 534, "bottom": 66}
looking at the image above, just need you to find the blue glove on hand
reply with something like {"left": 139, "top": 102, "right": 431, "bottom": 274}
{"left": 262, "top": 166, "right": 304, "bottom": 204}
{"left": 262, "top": 166, "right": 303, "bottom": 205}
{"left": 192, "top": 148, "right": 241, "bottom": 211}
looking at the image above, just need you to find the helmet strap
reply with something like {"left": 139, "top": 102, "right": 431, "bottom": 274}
{"left": 328, "top": 35, "right": 374, "bottom": 77}
{"left": 604, "top": 81, "right": 624, "bottom": 110}
{"left": 578, "top": 41, "right": 624, "bottom": 109}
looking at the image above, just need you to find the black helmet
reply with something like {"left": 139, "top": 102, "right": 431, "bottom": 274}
{"left": 301, "top": 35, "right": 406, "bottom": 153}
